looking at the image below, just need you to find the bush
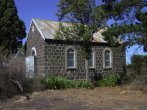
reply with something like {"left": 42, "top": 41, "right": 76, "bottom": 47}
{"left": 130, "top": 75, "right": 147, "bottom": 93}
{"left": 0, "top": 55, "right": 42, "bottom": 100}
{"left": 77, "top": 80, "right": 94, "bottom": 89}
{"left": 22, "top": 78, "right": 45, "bottom": 93}
{"left": 0, "top": 56, "right": 26, "bottom": 99}
{"left": 42, "top": 76, "right": 73, "bottom": 89}
{"left": 131, "top": 55, "right": 147, "bottom": 76}
{"left": 41, "top": 76, "right": 94, "bottom": 89}
{"left": 97, "top": 74, "right": 121, "bottom": 87}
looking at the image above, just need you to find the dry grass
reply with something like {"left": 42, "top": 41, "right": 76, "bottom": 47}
{"left": 0, "top": 87, "right": 147, "bottom": 110}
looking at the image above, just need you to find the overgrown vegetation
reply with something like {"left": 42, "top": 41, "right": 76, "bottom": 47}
{"left": 0, "top": 53, "right": 146, "bottom": 100}
{"left": 126, "top": 55, "right": 147, "bottom": 80}
{"left": 41, "top": 76, "right": 94, "bottom": 89}
{"left": 77, "top": 80, "right": 94, "bottom": 89}
{"left": 1, "top": 54, "right": 146, "bottom": 99}
{"left": 0, "top": 52, "right": 45, "bottom": 100}
{"left": 130, "top": 75, "right": 147, "bottom": 93}
{"left": 41, "top": 74, "right": 122, "bottom": 89}
{"left": 0, "top": 56, "right": 24, "bottom": 99}
{"left": 126, "top": 55, "right": 147, "bottom": 93}
{"left": 131, "top": 55, "right": 147, "bottom": 75}
{"left": 96, "top": 74, "right": 121, "bottom": 87}
{"left": 0, "top": 47, "right": 122, "bottom": 99}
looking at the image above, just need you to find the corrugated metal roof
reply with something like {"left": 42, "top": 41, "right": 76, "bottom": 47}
{"left": 32, "top": 18, "right": 108, "bottom": 43}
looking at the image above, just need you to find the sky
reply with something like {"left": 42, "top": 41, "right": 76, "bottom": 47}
{"left": 14, "top": 0, "right": 147, "bottom": 64}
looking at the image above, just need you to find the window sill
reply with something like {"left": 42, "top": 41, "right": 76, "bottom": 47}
{"left": 66, "top": 67, "right": 77, "bottom": 70}
{"left": 103, "top": 67, "right": 113, "bottom": 70}
{"left": 89, "top": 67, "right": 95, "bottom": 69}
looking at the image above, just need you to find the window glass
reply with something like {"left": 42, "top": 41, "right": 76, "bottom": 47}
{"left": 105, "top": 60, "right": 110, "bottom": 67}
{"left": 67, "top": 48, "right": 75, "bottom": 67}
{"left": 89, "top": 50, "right": 94, "bottom": 67}
{"left": 105, "top": 50, "right": 111, "bottom": 67}
{"left": 32, "top": 50, "right": 35, "bottom": 56}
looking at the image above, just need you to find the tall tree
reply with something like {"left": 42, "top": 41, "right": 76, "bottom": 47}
{"left": 56, "top": 0, "right": 103, "bottom": 80}
{"left": 0, "top": 0, "right": 26, "bottom": 55}
{"left": 100, "top": 0, "right": 147, "bottom": 48}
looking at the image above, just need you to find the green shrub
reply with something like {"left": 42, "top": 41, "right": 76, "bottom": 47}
{"left": 41, "top": 76, "right": 75, "bottom": 89}
{"left": 67, "top": 80, "right": 77, "bottom": 88}
{"left": 77, "top": 80, "right": 94, "bottom": 89}
{"left": 97, "top": 74, "right": 121, "bottom": 87}
{"left": 41, "top": 76, "right": 94, "bottom": 89}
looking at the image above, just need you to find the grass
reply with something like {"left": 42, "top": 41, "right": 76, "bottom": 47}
{"left": 0, "top": 86, "right": 147, "bottom": 110}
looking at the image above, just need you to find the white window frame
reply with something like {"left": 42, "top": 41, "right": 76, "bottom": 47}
{"left": 65, "top": 46, "right": 77, "bottom": 69}
{"left": 89, "top": 49, "right": 95, "bottom": 69}
{"left": 103, "top": 48, "right": 113, "bottom": 69}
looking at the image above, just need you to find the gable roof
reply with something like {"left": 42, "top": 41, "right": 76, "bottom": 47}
{"left": 27, "top": 18, "right": 108, "bottom": 43}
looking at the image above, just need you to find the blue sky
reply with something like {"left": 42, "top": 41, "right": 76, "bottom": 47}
{"left": 14, "top": 0, "right": 147, "bottom": 64}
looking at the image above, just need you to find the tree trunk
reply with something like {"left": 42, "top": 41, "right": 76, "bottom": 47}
{"left": 85, "top": 58, "right": 89, "bottom": 81}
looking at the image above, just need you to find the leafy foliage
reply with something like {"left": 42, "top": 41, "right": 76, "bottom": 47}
{"left": 41, "top": 76, "right": 73, "bottom": 89}
{"left": 56, "top": 0, "right": 105, "bottom": 80}
{"left": 41, "top": 76, "right": 94, "bottom": 89}
{"left": 100, "top": 0, "right": 147, "bottom": 47}
{"left": 56, "top": 0, "right": 98, "bottom": 47}
{"left": 97, "top": 74, "right": 121, "bottom": 87}
{"left": 0, "top": 0, "right": 26, "bottom": 54}
{"left": 76, "top": 80, "right": 94, "bottom": 89}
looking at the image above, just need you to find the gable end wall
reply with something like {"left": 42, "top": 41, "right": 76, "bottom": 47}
{"left": 26, "top": 22, "right": 45, "bottom": 77}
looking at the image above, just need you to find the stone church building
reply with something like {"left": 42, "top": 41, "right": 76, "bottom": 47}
{"left": 25, "top": 18, "right": 125, "bottom": 79}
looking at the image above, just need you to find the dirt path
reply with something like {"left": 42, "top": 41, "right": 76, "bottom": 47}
{"left": 0, "top": 87, "right": 147, "bottom": 110}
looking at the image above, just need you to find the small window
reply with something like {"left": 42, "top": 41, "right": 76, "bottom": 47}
{"left": 105, "top": 50, "right": 111, "bottom": 67}
{"left": 31, "top": 47, "right": 37, "bottom": 56}
{"left": 32, "top": 26, "right": 35, "bottom": 33}
{"left": 32, "top": 50, "right": 35, "bottom": 56}
{"left": 67, "top": 48, "right": 76, "bottom": 68}
{"left": 89, "top": 49, "right": 95, "bottom": 68}
{"left": 103, "top": 48, "right": 112, "bottom": 68}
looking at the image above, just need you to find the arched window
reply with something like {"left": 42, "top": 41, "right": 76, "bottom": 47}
{"left": 66, "top": 47, "right": 77, "bottom": 68}
{"left": 31, "top": 47, "right": 37, "bottom": 56}
{"left": 103, "top": 48, "right": 112, "bottom": 68}
{"left": 89, "top": 49, "right": 95, "bottom": 68}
